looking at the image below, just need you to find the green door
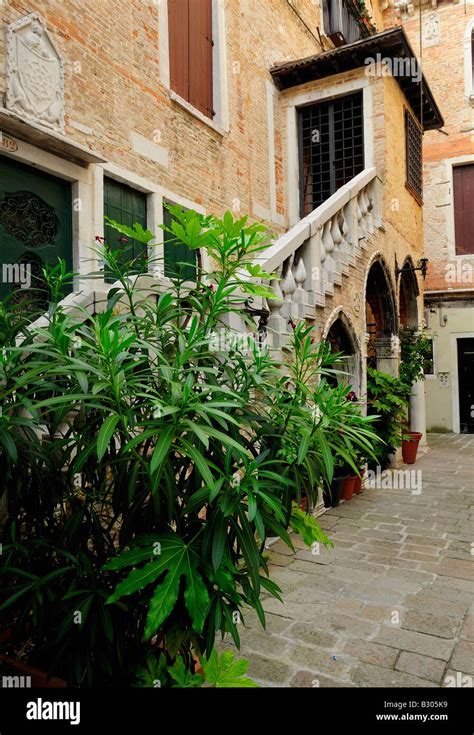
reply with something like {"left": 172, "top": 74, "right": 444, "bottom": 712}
{"left": 104, "top": 178, "right": 147, "bottom": 281}
{"left": 163, "top": 202, "right": 196, "bottom": 280}
{"left": 0, "top": 157, "right": 72, "bottom": 302}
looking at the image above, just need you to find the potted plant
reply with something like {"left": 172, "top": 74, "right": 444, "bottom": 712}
{"left": 402, "top": 431, "right": 423, "bottom": 464}
{"left": 366, "top": 367, "right": 410, "bottom": 469}
{"left": 398, "top": 327, "right": 432, "bottom": 464}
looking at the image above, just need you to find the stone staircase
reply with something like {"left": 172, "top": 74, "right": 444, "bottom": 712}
{"left": 253, "top": 166, "right": 382, "bottom": 347}
{"left": 21, "top": 167, "right": 382, "bottom": 348}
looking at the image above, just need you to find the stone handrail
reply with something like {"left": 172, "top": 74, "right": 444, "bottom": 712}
{"left": 253, "top": 167, "right": 381, "bottom": 346}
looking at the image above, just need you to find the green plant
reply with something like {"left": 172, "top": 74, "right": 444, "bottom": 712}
{"left": 399, "top": 327, "right": 432, "bottom": 392}
{"left": 134, "top": 649, "right": 258, "bottom": 688}
{"left": 366, "top": 367, "right": 410, "bottom": 468}
{"left": 0, "top": 207, "right": 380, "bottom": 686}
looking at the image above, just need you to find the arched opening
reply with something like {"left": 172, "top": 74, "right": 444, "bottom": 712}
{"left": 365, "top": 259, "right": 397, "bottom": 371}
{"left": 325, "top": 312, "right": 360, "bottom": 396}
{"left": 399, "top": 259, "right": 419, "bottom": 329}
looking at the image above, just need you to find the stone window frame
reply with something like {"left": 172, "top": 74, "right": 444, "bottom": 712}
{"left": 424, "top": 335, "right": 437, "bottom": 380}
{"left": 158, "top": 0, "right": 229, "bottom": 136}
{"left": 446, "top": 154, "right": 474, "bottom": 262}
{"left": 286, "top": 75, "right": 374, "bottom": 227}
{"left": 95, "top": 163, "right": 209, "bottom": 279}
{"left": 451, "top": 331, "right": 474, "bottom": 434}
{"left": 464, "top": 17, "right": 474, "bottom": 102}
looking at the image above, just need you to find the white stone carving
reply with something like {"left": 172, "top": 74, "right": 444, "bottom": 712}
{"left": 423, "top": 12, "right": 440, "bottom": 48}
{"left": 5, "top": 13, "right": 64, "bottom": 133}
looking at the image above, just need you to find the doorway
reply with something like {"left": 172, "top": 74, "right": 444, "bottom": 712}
{"left": 457, "top": 337, "right": 474, "bottom": 433}
{"left": 0, "top": 157, "right": 72, "bottom": 301}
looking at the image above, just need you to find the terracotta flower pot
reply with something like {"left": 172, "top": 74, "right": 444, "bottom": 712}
{"left": 341, "top": 475, "right": 357, "bottom": 500}
{"left": 353, "top": 468, "right": 365, "bottom": 494}
{"left": 402, "top": 431, "right": 423, "bottom": 464}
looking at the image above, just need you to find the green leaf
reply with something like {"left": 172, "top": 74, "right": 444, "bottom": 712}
{"left": 201, "top": 649, "right": 259, "bottom": 688}
{"left": 97, "top": 415, "right": 120, "bottom": 461}
{"left": 150, "top": 426, "right": 174, "bottom": 475}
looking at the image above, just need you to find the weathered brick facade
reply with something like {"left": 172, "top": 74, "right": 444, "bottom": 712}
{"left": 0, "top": 0, "right": 445, "bottom": 437}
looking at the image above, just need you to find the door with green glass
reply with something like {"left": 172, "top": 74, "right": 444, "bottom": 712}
{"left": 0, "top": 157, "right": 72, "bottom": 301}
{"left": 163, "top": 202, "right": 196, "bottom": 280}
{"left": 104, "top": 178, "right": 148, "bottom": 280}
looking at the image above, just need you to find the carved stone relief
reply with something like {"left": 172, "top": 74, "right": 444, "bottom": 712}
{"left": 5, "top": 13, "right": 64, "bottom": 133}
{"left": 423, "top": 13, "right": 440, "bottom": 48}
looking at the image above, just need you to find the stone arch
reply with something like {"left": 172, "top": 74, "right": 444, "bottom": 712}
{"left": 364, "top": 253, "right": 398, "bottom": 372}
{"left": 399, "top": 256, "right": 420, "bottom": 329}
{"left": 323, "top": 307, "right": 361, "bottom": 396}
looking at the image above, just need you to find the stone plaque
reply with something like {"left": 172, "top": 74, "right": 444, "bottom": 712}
{"left": 5, "top": 13, "right": 64, "bottom": 133}
{"left": 423, "top": 13, "right": 440, "bottom": 48}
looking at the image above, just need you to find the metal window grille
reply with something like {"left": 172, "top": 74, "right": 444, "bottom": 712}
{"left": 299, "top": 92, "right": 364, "bottom": 216}
{"left": 405, "top": 108, "right": 423, "bottom": 201}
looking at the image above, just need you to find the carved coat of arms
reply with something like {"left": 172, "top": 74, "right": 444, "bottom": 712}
{"left": 5, "top": 13, "right": 64, "bottom": 133}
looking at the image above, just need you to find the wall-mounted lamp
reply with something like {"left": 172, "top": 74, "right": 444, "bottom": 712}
{"left": 395, "top": 255, "right": 429, "bottom": 281}
{"left": 244, "top": 298, "right": 270, "bottom": 347}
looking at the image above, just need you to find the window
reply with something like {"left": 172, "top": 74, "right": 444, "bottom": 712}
{"left": 163, "top": 202, "right": 196, "bottom": 280}
{"left": 405, "top": 109, "right": 422, "bottom": 202}
{"left": 423, "top": 338, "right": 435, "bottom": 376}
{"left": 168, "top": 0, "right": 214, "bottom": 119}
{"left": 453, "top": 164, "right": 474, "bottom": 255}
{"left": 323, "top": 0, "right": 363, "bottom": 46}
{"left": 299, "top": 92, "right": 364, "bottom": 216}
{"left": 103, "top": 178, "right": 147, "bottom": 280}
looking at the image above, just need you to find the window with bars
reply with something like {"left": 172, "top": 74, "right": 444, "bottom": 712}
{"left": 405, "top": 109, "right": 423, "bottom": 202}
{"left": 298, "top": 92, "right": 364, "bottom": 216}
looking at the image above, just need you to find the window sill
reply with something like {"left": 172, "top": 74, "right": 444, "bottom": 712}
{"left": 169, "top": 91, "right": 228, "bottom": 137}
{"left": 405, "top": 181, "right": 423, "bottom": 205}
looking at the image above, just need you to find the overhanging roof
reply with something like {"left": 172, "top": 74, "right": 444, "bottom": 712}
{"left": 270, "top": 27, "right": 444, "bottom": 131}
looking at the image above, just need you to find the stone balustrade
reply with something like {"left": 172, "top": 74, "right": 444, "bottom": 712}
{"left": 253, "top": 167, "right": 381, "bottom": 347}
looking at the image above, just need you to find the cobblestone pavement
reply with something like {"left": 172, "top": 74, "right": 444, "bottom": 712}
{"left": 222, "top": 434, "right": 474, "bottom": 687}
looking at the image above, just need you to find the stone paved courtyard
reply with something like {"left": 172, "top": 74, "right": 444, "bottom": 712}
{"left": 223, "top": 433, "right": 474, "bottom": 687}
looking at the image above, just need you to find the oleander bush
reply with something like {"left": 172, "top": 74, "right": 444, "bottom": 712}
{"left": 0, "top": 207, "right": 380, "bottom": 686}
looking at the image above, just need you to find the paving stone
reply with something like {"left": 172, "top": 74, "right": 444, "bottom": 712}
{"left": 450, "top": 641, "right": 474, "bottom": 675}
{"left": 343, "top": 640, "right": 398, "bottom": 667}
{"left": 359, "top": 604, "right": 396, "bottom": 623}
{"left": 289, "top": 644, "right": 353, "bottom": 676}
{"left": 350, "top": 662, "right": 437, "bottom": 688}
{"left": 460, "top": 614, "right": 474, "bottom": 641}
{"left": 245, "top": 654, "right": 294, "bottom": 685}
{"left": 400, "top": 609, "right": 459, "bottom": 639}
{"left": 374, "top": 627, "right": 455, "bottom": 660}
{"left": 395, "top": 651, "right": 446, "bottom": 683}
{"left": 404, "top": 593, "right": 469, "bottom": 619}
{"left": 238, "top": 629, "right": 290, "bottom": 657}
{"left": 289, "top": 670, "right": 353, "bottom": 688}
{"left": 285, "top": 622, "right": 338, "bottom": 649}
{"left": 268, "top": 552, "right": 295, "bottom": 567}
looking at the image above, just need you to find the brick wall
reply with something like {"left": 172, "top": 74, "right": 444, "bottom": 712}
{"left": 383, "top": 1, "right": 474, "bottom": 292}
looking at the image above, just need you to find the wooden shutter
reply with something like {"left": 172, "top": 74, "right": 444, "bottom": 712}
{"left": 163, "top": 204, "right": 196, "bottom": 280}
{"left": 168, "top": 0, "right": 190, "bottom": 101}
{"left": 454, "top": 164, "right": 474, "bottom": 255}
{"left": 188, "top": 0, "right": 213, "bottom": 118}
